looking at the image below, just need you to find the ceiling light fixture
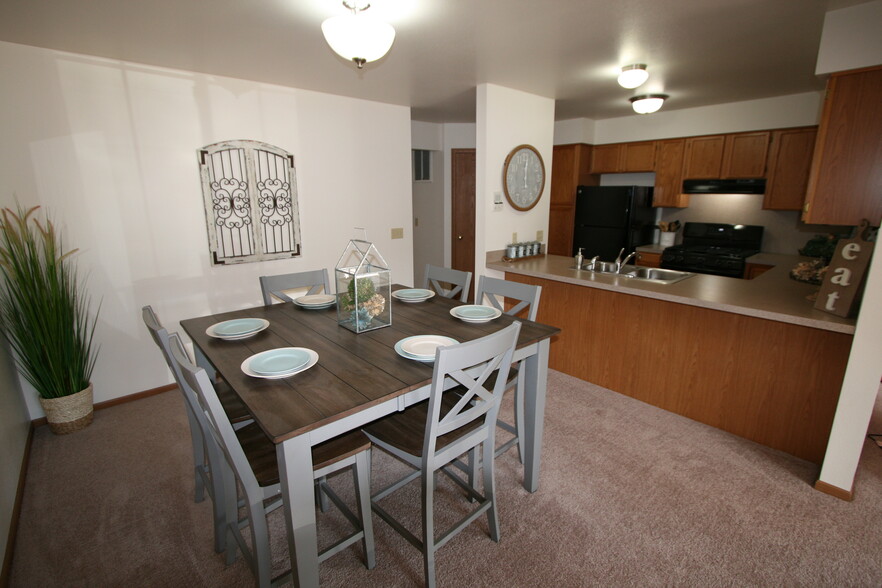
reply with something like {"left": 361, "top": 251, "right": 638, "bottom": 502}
{"left": 630, "top": 94, "right": 669, "bottom": 114}
{"left": 321, "top": 2, "right": 396, "bottom": 69}
{"left": 617, "top": 64, "right": 649, "bottom": 89}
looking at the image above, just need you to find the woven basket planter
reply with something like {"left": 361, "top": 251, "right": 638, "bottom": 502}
{"left": 39, "top": 383, "right": 94, "bottom": 435}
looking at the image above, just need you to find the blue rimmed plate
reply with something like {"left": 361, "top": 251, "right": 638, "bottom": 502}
{"left": 395, "top": 335, "right": 458, "bottom": 361}
{"left": 392, "top": 289, "right": 435, "bottom": 303}
{"left": 207, "top": 318, "right": 269, "bottom": 340}
{"left": 241, "top": 347, "right": 319, "bottom": 379}
{"left": 450, "top": 305, "right": 501, "bottom": 322}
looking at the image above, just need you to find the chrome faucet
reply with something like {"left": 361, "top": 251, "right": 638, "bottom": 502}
{"left": 585, "top": 255, "right": 599, "bottom": 270}
{"left": 616, "top": 251, "right": 637, "bottom": 273}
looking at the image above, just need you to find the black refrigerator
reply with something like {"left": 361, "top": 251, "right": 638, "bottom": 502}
{"left": 572, "top": 185, "right": 656, "bottom": 261}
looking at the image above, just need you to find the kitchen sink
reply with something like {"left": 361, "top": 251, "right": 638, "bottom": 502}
{"left": 620, "top": 265, "right": 694, "bottom": 284}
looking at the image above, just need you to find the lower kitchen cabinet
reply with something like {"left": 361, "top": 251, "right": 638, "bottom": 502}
{"left": 635, "top": 251, "right": 662, "bottom": 267}
{"left": 744, "top": 263, "right": 773, "bottom": 279}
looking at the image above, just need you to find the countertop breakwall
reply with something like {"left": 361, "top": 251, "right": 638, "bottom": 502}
{"left": 486, "top": 251, "right": 856, "bottom": 335}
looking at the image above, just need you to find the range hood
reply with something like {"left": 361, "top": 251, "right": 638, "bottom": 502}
{"left": 682, "top": 178, "right": 766, "bottom": 194}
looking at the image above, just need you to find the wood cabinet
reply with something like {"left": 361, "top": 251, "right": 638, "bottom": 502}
{"left": 653, "top": 139, "right": 688, "bottom": 207}
{"left": 589, "top": 141, "right": 656, "bottom": 173}
{"left": 635, "top": 251, "right": 662, "bottom": 267}
{"left": 547, "top": 144, "right": 594, "bottom": 256}
{"left": 744, "top": 263, "right": 773, "bottom": 279}
{"left": 683, "top": 132, "right": 769, "bottom": 179}
{"left": 763, "top": 127, "right": 818, "bottom": 211}
{"left": 803, "top": 66, "right": 882, "bottom": 226}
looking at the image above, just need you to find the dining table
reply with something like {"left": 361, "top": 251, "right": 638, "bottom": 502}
{"left": 180, "top": 284, "right": 560, "bottom": 587}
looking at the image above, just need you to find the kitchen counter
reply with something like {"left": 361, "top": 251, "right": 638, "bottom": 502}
{"left": 487, "top": 251, "right": 855, "bottom": 334}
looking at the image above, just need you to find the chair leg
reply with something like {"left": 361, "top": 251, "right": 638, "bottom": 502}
{"left": 248, "top": 497, "right": 273, "bottom": 588}
{"left": 315, "top": 477, "right": 330, "bottom": 512}
{"left": 354, "top": 450, "right": 376, "bottom": 569}
{"left": 482, "top": 440, "right": 500, "bottom": 542}
{"left": 515, "top": 371, "right": 526, "bottom": 465}
{"left": 185, "top": 407, "right": 207, "bottom": 503}
{"left": 421, "top": 468, "right": 437, "bottom": 588}
{"left": 207, "top": 452, "right": 227, "bottom": 554}
{"left": 220, "top": 463, "right": 239, "bottom": 564}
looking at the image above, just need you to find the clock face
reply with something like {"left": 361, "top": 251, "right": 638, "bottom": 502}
{"left": 503, "top": 145, "right": 545, "bottom": 211}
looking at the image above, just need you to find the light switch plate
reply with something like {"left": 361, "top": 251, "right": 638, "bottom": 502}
{"left": 536, "top": 230, "right": 544, "bottom": 241}
{"left": 391, "top": 227, "right": 404, "bottom": 239}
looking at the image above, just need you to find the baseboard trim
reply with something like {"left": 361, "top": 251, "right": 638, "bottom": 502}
{"left": 31, "top": 384, "right": 177, "bottom": 428}
{"left": 814, "top": 479, "right": 854, "bottom": 501}
{"left": 1, "top": 421, "right": 34, "bottom": 588}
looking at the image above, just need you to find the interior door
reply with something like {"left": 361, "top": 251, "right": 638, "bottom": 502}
{"left": 451, "top": 148, "right": 475, "bottom": 302}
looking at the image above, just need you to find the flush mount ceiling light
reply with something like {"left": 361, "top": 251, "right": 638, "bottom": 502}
{"left": 630, "top": 93, "right": 669, "bottom": 114}
{"left": 617, "top": 64, "right": 649, "bottom": 89}
{"left": 322, "top": 1, "right": 396, "bottom": 69}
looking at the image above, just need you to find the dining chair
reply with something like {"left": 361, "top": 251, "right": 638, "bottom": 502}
{"left": 363, "top": 321, "right": 521, "bottom": 588}
{"left": 474, "top": 276, "right": 542, "bottom": 463}
{"left": 141, "top": 305, "right": 234, "bottom": 554}
{"left": 259, "top": 268, "right": 331, "bottom": 305}
{"left": 421, "top": 264, "right": 472, "bottom": 302}
{"left": 168, "top": 332, "right": 376, "bottom": 587}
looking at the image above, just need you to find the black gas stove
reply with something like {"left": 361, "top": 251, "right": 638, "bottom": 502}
{"left": 660, "top": 222, "right": 763, "bottom": 278}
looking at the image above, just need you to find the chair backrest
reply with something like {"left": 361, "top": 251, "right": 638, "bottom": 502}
{"left": 259, "top": 269, "right": 330, "bottom": 305}
{"left": 475, "top": 276, "right": 542, "bottom": 321}
{"left": 168, "top": 332, "right": 262, "bottom": 494}
{"left": 424, "top": 321, "right": 521, "bottom": 462}
{"left": 421, "top": 264, "right": 472, "bottom": 302}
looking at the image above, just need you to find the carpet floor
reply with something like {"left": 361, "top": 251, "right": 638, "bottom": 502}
{"left": 9, "top": 370, "right": 882, "bottom": 587}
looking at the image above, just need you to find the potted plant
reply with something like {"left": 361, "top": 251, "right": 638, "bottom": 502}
{"left": 0, "top": 204, "right": 99, "bottom": 434}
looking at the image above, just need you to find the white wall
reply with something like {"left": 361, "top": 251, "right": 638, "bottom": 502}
{"left": 0, "top": 41, "right": 414, "bottom": 418}
{"left": 554, "top": 92, "right": 823, "bottom": 145}
{"left": 816, "top": 0, "right": 882, "bottom": 74}
{"left": 412, "top": 149, "right": 445, "bottom": 280}
{"left": 476, "top": 84, "right": 555, "bottom": 279}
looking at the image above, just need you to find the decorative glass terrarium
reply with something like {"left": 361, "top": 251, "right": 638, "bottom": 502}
{"left": 335, "top": 239, "right": 391, "bottom": 333}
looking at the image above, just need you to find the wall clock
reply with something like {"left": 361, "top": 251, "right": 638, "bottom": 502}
{"left": 502, "top": 144, "right": 545, "bottom": 211}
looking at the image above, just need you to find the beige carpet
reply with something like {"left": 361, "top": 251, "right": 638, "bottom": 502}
{"left": 9, "top": 370, "right": 882, "bottom": 587}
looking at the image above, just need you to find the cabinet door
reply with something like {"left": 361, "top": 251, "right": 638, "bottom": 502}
{"left": 722, "top": 132, "right": 770, "bottom": 178}
{"left": 682, "top": 135, "right": 725, "bottom": 178}
{"left": 550, "top": 144, "right": 579, "bottom": 206}
{"left": 548, "top": 144, "right": 594, "bottom": 256}
{"left": 635, "top": 251, "right": 662, "bottom": 267}
{"left": 803, "top": 67, "right": 882, "bottom": 225}
{"left": 590, "top": 144, "right": 622, "bottom": 173}
{"left": 763, "top": 127, "right": 817, "bottom": 211}
{"left": 621, "top": 141, "right": 657, "bottom": 172}
{"left": 653, "top": 139, "right": 688, "bottom": 207}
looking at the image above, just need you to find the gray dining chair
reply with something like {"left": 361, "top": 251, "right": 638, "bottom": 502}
{"left": 421, "top": 263, "right": 472, "bottom": 302}
{"left": 363, "top": 321, "right": 520, "bottom": 588}
{"left": 474, "top": 276, "right": 542, "bottom": 463}
{"left": 141, "top": 305, "right": 233, "bottom": 554}
{"left": 168, "top": 332, "right": 376, "bottom": 588}
{"left": 259, "top": 268, "right": 331, "bottom": 305}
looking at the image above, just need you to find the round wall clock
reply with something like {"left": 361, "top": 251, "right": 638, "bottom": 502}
{"left": 502, "top": 144, "right": 545, "bottom": 211}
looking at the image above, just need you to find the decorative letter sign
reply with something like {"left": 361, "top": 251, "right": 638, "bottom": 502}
{"left": 814, "top": 220, "right": 875, "bottom": 318}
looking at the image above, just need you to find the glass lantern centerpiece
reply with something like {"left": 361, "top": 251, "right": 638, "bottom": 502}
{"left": 335, "top": 239, "right": 391, "bottom": 333}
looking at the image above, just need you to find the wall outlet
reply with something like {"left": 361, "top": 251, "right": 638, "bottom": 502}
{"left": 493, "top": 191, "right": 503, "bottom": 205}
{"left": 391, "top": 227, "right": 404, "bottom": 239}
{"left": 512, "top": 232, "right": 517, "bottom": 243}
{"left": 536, "top": 230, "right": 544, "bottom": 242}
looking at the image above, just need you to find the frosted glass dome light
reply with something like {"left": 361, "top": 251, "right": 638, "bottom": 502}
{"left": 322, "top": 3, "right": 396, "bottom": 69}
{"left": 617, "top": 64, "right": 649, "bottom": 89}
{"left": 630, "top": 94, "right": 668, "bottom": 114}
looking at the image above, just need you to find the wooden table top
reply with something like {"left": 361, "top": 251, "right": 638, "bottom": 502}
{"left": 180, "top": 286, "right": 560, "bottom": 444}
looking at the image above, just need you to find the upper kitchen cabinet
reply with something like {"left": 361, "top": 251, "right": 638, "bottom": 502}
{"left": 763, "top": 126, "right": 817, "bottom": 211}
{"left": 682, "top": 132, "right": 770, "bottom": 179}
{"left": 803, "top": 66, "right": 882, "bottom": 226}
{"left": 589, "top": 141, "right": 656, "bottom": 173}
{"left": 548, "top": 143, "right": 595, "bottom": 256}
{"left": 653, "top": 139, "right": 688, "bottom": 208}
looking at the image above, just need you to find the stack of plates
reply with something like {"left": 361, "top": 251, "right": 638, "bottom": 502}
{"left": 449, "top": 305, "right": 502, "bottom": 323}
{"left": 391, "top": 288, "right": 435, "bottom": 303}
{"left": 241, "top": 347, "right": 319, "bottom": 379}
{"left": 394, "top": 335, "right": 458, "bottom": 362}
{"left": 206, "top": 318, "right": 269, "bottom": 340}
{"left": 294, "top": 294, "right": 336, "bottom": 310}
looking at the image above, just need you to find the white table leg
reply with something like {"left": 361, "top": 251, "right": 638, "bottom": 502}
{"left": 521, "top": 338, "right": 549, "bottom": 493}
{"left": 277, "top": 434, "right": 320, "bottom": 588}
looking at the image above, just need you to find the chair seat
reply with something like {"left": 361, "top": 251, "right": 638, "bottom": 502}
{"left": 215, "top": 380, "right": 252, "bottom": 424}
{"left": 363, "top": 390, "right": 481, "bottom": 458}
{"left": 236, "top": 423, "right": 371, "bottom": 487}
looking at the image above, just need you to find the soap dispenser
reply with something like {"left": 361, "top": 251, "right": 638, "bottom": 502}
{"left": 574, "top": 248, "right": 583, "bottom": 269}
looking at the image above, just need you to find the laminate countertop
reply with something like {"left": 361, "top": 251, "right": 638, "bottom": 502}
{"left": 486, "top": 251, "right": 856, "bottom": 334}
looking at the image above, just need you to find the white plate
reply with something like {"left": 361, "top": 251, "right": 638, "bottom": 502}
{"left": 399, "top": 335, "right": 459, "bottom": 359}
{"left": 241, "top": 347, "right": 319, "bottom": 379}
{"left": 450, "top": 305, "right": 502, "bottom": 323}
{"left": 248, "top": 348, "right": 311, "bottom": 375}
{"left": 392, "top": 289, "right": 435, "bottom": 303}
{"left": 394, "top": 340, "right": 435, "bottom": 362}
{"left": 294, "top": 294, "right": 336, "bottom": 307}
{"left": 207, "top": 318, "right": 269, "bottom": 340}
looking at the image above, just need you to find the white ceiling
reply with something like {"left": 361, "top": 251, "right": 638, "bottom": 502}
{"left": 0, "top": 0, "right": 870, "bottom": 122}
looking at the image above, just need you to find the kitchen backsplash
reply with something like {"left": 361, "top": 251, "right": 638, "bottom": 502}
{"left": 599, "top": 173, "right": 851, "bottom": 255}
